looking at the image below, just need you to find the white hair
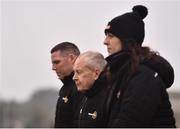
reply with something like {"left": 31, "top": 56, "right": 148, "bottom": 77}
{"left": 78, "top": 51, "right": 107, "bottom": 72}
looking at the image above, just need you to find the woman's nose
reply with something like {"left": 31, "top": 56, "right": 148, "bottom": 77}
{"left": 104, "top": 36, "right": 109, "bottom": 45}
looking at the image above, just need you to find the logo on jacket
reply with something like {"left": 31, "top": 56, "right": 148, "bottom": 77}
{"left": 88, "top": 111, "right": 97, "bottom": 119}
{"left": 62, "top": 96, "right": 68, "bottom": 103}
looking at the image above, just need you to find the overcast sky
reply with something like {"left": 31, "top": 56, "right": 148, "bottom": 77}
{"left": 1, "top": 0, "right": 180, "bottom": 102}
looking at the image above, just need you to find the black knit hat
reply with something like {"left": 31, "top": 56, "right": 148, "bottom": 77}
{"left": 105, "top": 5, "right": 148, "bottom": 45}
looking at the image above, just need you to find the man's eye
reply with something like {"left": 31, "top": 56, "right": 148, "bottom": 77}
{"left": 53, "top": 61, "right": 60, "bottom": 64}
{"left": 75, "top": 70, "right": 82, "bottom": 74}
{"left": 75, "top": 71, "right": 80, "bottom": 74}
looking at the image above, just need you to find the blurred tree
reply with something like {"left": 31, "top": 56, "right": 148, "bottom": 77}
{"left": 0, "top": 88, "right": 58, "bottom": 127}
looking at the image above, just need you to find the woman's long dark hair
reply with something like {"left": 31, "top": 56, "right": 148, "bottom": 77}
{"left": 122, "top": 39, "right": 159, "bottom": 76}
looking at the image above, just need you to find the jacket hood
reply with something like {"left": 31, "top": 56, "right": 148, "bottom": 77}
{"left": 141, "top": 55, "right": 174, "bottom": 88}
{"left": 106, "top": 51, "right": 174, "bottom": 88}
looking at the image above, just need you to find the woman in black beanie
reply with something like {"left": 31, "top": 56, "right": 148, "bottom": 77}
{"left": 104, "top": 5, "right": 176, "bottom": 127}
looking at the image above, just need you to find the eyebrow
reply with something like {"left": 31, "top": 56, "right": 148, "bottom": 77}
{"left": 74, "top": 68, "right": 83, "bottom": 73}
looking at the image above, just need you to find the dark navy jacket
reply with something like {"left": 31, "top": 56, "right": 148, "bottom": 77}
{"left": 105, "top": 51, "right": 176, "bottom": 127}
{"left": 74, "top": 72, "right": 108, "bottom": 128}
{"left": 54, "top": 73, "right": 83, "bottom": 128}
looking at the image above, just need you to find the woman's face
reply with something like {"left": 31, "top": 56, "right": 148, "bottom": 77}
{"left": 104, "top": 33, "right": 123, "bottom": 55}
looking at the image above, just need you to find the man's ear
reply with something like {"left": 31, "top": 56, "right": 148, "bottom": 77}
{"left": 94, "top": 68, "right": 101, "bottom": 80}
{"left": 68, "top": 54, "right": 77, "bottom": 64}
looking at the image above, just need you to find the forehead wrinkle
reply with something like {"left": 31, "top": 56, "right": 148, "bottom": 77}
{"left": 74, "top": 56, "right": 92, "bottom": 72}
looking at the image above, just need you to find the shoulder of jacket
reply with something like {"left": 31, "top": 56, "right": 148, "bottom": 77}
{"left": 130, "top": 64, "right": 162, "bottom": 84}
{"left": 138, "top": 64, "right": 156, "bottom": 75}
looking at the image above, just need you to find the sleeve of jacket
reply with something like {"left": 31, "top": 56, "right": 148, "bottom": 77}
{"left": 110, "top": 65, "right": 164, "bottom": 127}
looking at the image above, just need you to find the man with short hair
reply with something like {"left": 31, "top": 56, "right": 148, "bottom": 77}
{"left": 73, "top": 51, "right": 108, "bottom": 127}
{"left": 51, "top": 42, "right": 82, "bottom": 127}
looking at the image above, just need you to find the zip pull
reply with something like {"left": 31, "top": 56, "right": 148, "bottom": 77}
{"left": 78, "top": 97, "right": 87, "bottom": 127}
{"left": 80, "top": 108, "right": 82, "bottom": 114}
{"left": 88, "top": 111, "right": 97, "bottom": 119}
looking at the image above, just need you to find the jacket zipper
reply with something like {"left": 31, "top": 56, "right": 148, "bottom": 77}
{"left": 79, "top": 96, "right": 87, "bottom": 127}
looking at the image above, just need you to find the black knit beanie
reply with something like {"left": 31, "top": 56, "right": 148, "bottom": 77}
{"left": 105, "top": 5, "right": 148, "bottom": 45}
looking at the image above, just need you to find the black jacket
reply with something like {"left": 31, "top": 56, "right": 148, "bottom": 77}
{"left": 74, "top": 72, "right": 108, "bottom": 128}
{"left": 54, "top": 73, "right": 83, "bottom": 128}
{"left": 105, "top": 51, "right": 176, "bottom": 128}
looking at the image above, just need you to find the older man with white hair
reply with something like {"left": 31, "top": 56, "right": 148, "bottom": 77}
{"left": 73, "top": 51, "right": 108, "bottom": 127}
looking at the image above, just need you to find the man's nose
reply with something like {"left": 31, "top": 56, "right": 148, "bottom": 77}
{"left": 52, "top": 65, "right": 56, "bottom": 70}
{"left": 73, "top": 73, "right": 77, "bottom": 80}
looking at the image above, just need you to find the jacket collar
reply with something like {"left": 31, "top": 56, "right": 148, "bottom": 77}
{"left": 61, "top": 72, "right": 74, "bottom": 85}
{"left": 84, "top": 71, "right": 107, "bottom": 98}
{"left": 106, "top": 51, "right": 130, "bottom": 73}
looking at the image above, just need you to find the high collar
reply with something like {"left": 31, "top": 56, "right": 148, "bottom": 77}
{"left": 83, "top": 71, "right": 107, "bottom": 98}
{"left": 106, "top": 51, "right": 130, "bottom": 73}
{"left": 61, "top": 72, "right": 74, "bottom": 85}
